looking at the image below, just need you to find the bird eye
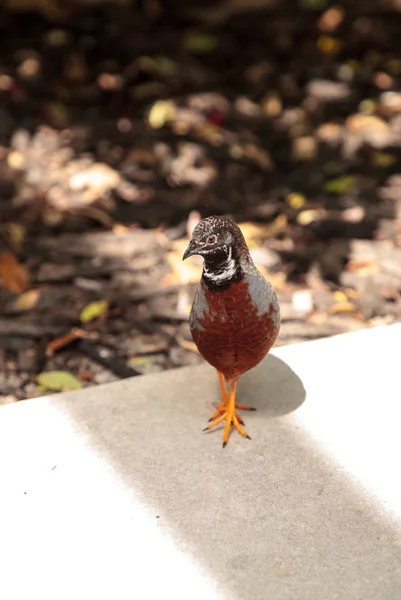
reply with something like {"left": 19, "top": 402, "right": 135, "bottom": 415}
{"left": 207, "top": 235, "right": 216, "bottom": 244}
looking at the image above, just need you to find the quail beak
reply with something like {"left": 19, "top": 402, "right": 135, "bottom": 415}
{"left": 182, "top": 239, "right": 198, "bottom": 261}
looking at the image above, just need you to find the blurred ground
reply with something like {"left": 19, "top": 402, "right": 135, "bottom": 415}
{"left": 0, "top": 0, "right": 401, "bottom": 401}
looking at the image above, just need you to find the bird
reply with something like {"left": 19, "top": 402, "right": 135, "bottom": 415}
{"left": 183, "top": 215, "right": 280, "bottom": 447}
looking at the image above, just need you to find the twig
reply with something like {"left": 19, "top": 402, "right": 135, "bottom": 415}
{"left": 78, "top": 339, "right": 142, "bottom": 378}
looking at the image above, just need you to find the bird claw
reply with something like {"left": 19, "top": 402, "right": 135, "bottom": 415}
{"left": 204, "top": 406, "right": 251, "bottom": 445}
{"left": 208, "top": 375, "right": 254, "bottom": 446}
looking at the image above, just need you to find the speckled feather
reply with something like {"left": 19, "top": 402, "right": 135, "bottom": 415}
{"left": 190, "top": 278, "right": 279, "bottom": 382}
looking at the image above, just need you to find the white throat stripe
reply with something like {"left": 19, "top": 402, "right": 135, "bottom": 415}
{"left": 203, "top": 246, "right": 237, "bottom": 284}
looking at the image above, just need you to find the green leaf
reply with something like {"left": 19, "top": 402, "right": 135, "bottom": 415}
{"left": 80, "top": 300, "right": 108, "bottom": 324}
{"left": 37, "top": 371, "right": 82, "bottom": 392}
{"left": 324, "top": 175, "right": 356, "bottom": 194}
{"left": 129, "top": 356, "right": 150, "bottom": 368}
{"left": 154, "top": 56, "right": 177, "bottom": 76}
{"left": 287, "top": 193, "right": 306, "bottom": 210}
{"left": 373, "top": 152, "right": 397, "bottom": 168}
{"left": 183, "top": 33, "right": 218, "bottom": 53}
{"left": 148, "top": 100, "right": 175, "bottom": 129}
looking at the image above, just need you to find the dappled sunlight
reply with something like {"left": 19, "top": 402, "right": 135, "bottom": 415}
{"left": 273, "top": 324, "right": 401, "bottom": 520}
{"left": 0, "top": 400, "right": 222, "bottom": 600}
{"left": 1, "top": 327, "right": 401, "bottom": 598}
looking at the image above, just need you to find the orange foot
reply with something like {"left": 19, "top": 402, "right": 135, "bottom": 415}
{"left": 203, "top": 372, "right": 254, "bottom": 447}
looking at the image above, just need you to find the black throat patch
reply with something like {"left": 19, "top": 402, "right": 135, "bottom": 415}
{"left": 201, "top": 246, "right": 244, "bottom": 291}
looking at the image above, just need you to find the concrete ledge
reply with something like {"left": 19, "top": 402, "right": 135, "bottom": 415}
{"left": 1, "top": 325, "right": 401, "bottom": 599}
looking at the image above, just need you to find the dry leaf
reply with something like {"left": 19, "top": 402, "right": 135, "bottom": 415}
{"left": 239, "top": 215, "right": 287, "bottom": 242}
{"left": 329, "top": 301, "right": 356, "bottom": 314}
{"left": 13, "top": 289, "right": 40, "bottom": 311}
{"left": 297, "top": 209, "right": 324, "bottom": 225}
{"left": 0, "top": 251, "right": 29, "bottom": 293}
{"left": 333, "top": 290, "right": 348, "bottom": 303}
{"left": 343, "top": 288, "right": 359, "bottom": 300}
{"left": 346, "top": 260, "right": 379, "bottom": 275}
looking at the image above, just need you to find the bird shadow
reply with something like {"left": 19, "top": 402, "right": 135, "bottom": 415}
{"left": 235, "top": 353, "right": 306, "bottom": 418}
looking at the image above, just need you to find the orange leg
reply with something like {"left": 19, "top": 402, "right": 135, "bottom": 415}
{"left": 208, "top": 370, "right": 256, "bottom": 422}
{"left": 208, "top": 371, "right": 246, "bottom": 425}
{"left": 204, "top": 379, "right": 251, "bottom": 447}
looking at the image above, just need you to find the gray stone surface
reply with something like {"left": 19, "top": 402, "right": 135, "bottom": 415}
{"left": 1, "top": 325, "right": 401, "bottom": 599}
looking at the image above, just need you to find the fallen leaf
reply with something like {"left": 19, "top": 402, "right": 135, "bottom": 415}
{"left": 308, "top": 81, "right": 350, "bottom": 102}
{"left": 372, "top": 153, "right": 397, "bottom": 168}
{"left": 112, "top": 223, "right": 130, "bottom": 235}
{"left": 37, "top": 371, "right": 83, "bottom": 392}
{"left": 360, "top": 103, "right": 377, "bottom": 121}
{"left": 0, "top": 251, "right": 29, "bottom": 293}
{"left": 148, "top": 100, "right": 175, "bottom": 129}
{"left": 292, "top": 136, "right": 317, "bottom": 161}
{"left": 380, "top": 91, "right": 401, "bottom": 113}
{"left": 297, "top": 209, "right": 324, "bottom": 225}
{"left": 77, "top": 206, "right": 114, "bottom": 227}
{"left": 129, "top": 356, "right": 151, "bottom": 368}
{"left": 317, "top": 35, "right": 342, "bottom": 55}
{"left": 13, "top": 289, "right": 40, "bottom": 311}
{"left": 347, "top": 114, "right": 387, "bottom": 132}
{"left": 80, "top": 300, "right": 109, "bottom": 324}
{"left": 346, "top": 260, "right": 379, "bottom": 275}
{"left": 324, "top": 175, "right": 356, "bottom": 194}
{"left": 7, "top": 150, "right": 25, "bottom": 170}
{"left": 240, "top": 215, "right": 288, "bottom": 240}
{"left": 6, "top": 223, "right": 26, "bottom": 250}
{"left": 287, "top": 193, "right": 306, "bottom": 210}
{"left": 333, "top": 290, "right": 348, "bottom": 303}
{"left": 344, "top": 288, "right": 359, "bottom": 300}
{"left": 346, "top": 114, "right": 393, "bottom": 147}
{"left": 69, "top": 163, "right": 120, "bottom": 194}
{"left": 318, "top": 6, "right": 344, "bottom": 32}
{"left": 342, "top": 206, "right": 365, "bottom": 222}
{"left": 241, "top": 143, "right": 272, "bottom": 170}
{"left": 183, "top": 33, "right": 218, "bottom": 53}
{"left": 329, "top": 301, "right": 356, "bottom": 314}
{"left": 317, "top": 122, "right": 343, "bottom": 143}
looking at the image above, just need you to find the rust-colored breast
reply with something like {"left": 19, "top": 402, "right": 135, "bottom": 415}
{"left": 190, "top": 278, "right": 279, "bottom": 382}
